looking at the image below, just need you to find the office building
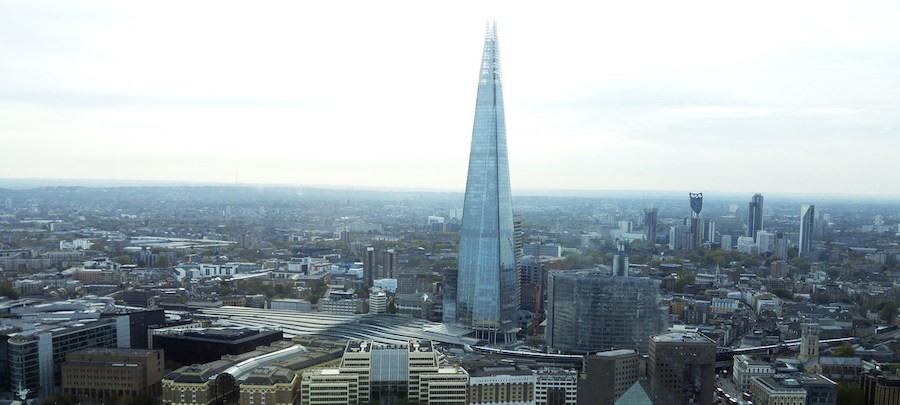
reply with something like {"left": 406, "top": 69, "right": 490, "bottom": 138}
{"left": 860, "top": 369, "right": 900, "bottom": 405}
{"left": 546, "top": 270, "right": 665, "bottom": 353}
{"left": 62, "top": 348, "right": 165, "bottom": 402}
{"left": 799, "top": 204, "right": 816, "bottom": 254}
{"left": 644, "top": 207, "right": 658, "bottom": 244}
{"left": 7, "top": 317, "right": 127, "bottom": 398}
{"left": 732, "top": 354, "right": 775, "bottom": 392}
{"left": 577, "top": 349, "right": 640, "bottom": 405}
{"left": 152, "top": 327, "right": 283, "bottom": 365}
{"left": 757, "top": 230, "right": 776, "bottom": 255}
{"left": 449, "top": 22, "right": 519, "bottom": 343}
{"left": 648, "top": 332, "right": 716, "bottom": 405}
{"left": 749, "top": 375, "right": 807, "bottom": 405}
{"left": 301, "top": 340, "right": 468, "bottom": 405}
{"left": 749, "top": 194, "right": 764, "bottom": 241}
{"left": 466, "top": 364, "right": 534, "bottom": 404}
{"left": 533, "top": 367, "right": 578, "bottom": 405}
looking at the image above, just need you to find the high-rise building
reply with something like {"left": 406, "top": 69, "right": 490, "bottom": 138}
{"left": 546, "top": 270, "right": 665, "bottom": 353}
{"left": 363, "top": 246, "right": 376, "bottom": 287}
{"left": 689, "top": 193, "right": 704, "bottom": 249}
{"left": 648, "top": 332, "right": 716, "bottom": 405}
{"left": 748, "top": 194, "right": 764, "bottom": 241}
{"left": 644, "top": 207, "right": 658, "bottom": 244}
{"left": 448, "top": 22, "right": 519, "bottom": 343}
{"left": 612, "top": 239, "right": 629, "bottom": 277}
{"left": 577, "top": 349, "right": 640, "bottom": 405}
{"left": 799, "top": 204, "right": 816, "bottom": 254}
{"left": 382, "top": 249, "right": 397, "bottom": 279}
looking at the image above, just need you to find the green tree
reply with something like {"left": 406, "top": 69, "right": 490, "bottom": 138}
{"left": 878, "top": 302, "right": 898, "bottom": 323}
{"left": 0, "top": 282, "right": 20, "bottom": 300}
{"left": 836, "top": 381, "right": 864, "bottom": 405}
{"left": 832, "top": 345, "right": 855, "bottom": 357}
{"left": 771, "top": 288, "right": 794, "bottom": 301}
{"left": 155, "top": 255, "right": 169, "bottom": 268}
{"left": 115, "top": 255, "right": 132, "bottom": 265}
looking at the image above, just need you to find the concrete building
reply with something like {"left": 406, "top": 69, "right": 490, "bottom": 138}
{"left": 466, "top": 364, "right": 534, "bottom": 405}
{"left": 648, "top": 332, "right": 716, "bottom": 405}
{"left": 152, "top": 327, "right": 283, "bottom": 365}
{"left": 577, "top": 349, "right": 640, "bottom": 405}
{"left": 860, "top": 369, "right": 900, "bottom": 405}
{"left": 749, "top": 375, "right": 808, "bottom": 405}
{"left": 534, "top": 367, "right": 577, "bottom": 405}
{"left": 62, "top": 348, "right": 165, "bottom": 402}
{"left": 301, "top": 340, "right": 467, "bottom": 405}
{"left": 732, "top": 354, "right": 775, "bottom": 392}
{"left": 238, "top": 366, "right": 300, "bottom": 405}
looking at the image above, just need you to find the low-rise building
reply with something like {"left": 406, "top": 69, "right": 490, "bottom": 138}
{"left": 62, "top": 348, "right": 165, "bottom": 403}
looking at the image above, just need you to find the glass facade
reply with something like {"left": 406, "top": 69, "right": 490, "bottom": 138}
{"left": 450, "top": 22, "right": 519, "bottom": 343}
{"left": 546, "top": 271, "right": 666, "bottom": 353}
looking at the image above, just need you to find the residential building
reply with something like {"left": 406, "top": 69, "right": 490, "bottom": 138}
{"left": 799, "top": 204, "right": 816, "bottom": 254}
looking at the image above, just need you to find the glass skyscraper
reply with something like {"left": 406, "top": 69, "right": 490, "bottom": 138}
{"left": 445, "top": 22, "right": 519, "bottom": 343}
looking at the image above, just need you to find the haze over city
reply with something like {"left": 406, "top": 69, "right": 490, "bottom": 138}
{"left": 2, "top": 1, "right": 900, "bottom": 196}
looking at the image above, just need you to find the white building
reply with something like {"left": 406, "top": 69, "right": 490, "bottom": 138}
{"left": 369, "top": 292, "right": 387, "bottom": 314}
{"left": 534, "top": 367, "right": 578, "bottom": 405}
{"left": 733, "top": 354, "right": 775, "bottom": 392}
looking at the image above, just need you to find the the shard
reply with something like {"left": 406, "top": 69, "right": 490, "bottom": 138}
{"left": 445, "top": 22, "right": 519, "bottom": 344}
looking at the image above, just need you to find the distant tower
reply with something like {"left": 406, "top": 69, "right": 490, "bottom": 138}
{"left": 612, "top": 239, "right": 629, "bottom": 277}
{"left": 748, "top": 194, "right": 764, "bottom": 242}
{"left": 382, "top": 249, "right": 397, "bottom": 279}
{"left": 689, "top": 193, "right": 704, "bottom": 249}
{"left": 449, "top": 22, "right": 519, "bottom": 344}
{"left": 644, "top": 207, "right": 658, "bottom": 243}
{"left": 799, "top": 322, "right": 821, "bottom": 373}
{"left": 799, "top": 204, "right": 816, "bottom": 254}
{"left": 363, "top": 247, "right": 376, "bottom": 286}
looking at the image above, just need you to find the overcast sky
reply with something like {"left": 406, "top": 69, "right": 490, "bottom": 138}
{"left": 2, "top": 1, "right": 899, "bottom": 196}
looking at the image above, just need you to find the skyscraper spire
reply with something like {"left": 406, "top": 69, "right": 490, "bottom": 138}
{"left": 445, "top": 22, "right": 519, "bottom": 344}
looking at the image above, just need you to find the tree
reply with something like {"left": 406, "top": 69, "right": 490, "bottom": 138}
{"left": 155, "top": 255, "right": 169, "bottom": 268}
{"left": 771, "top": 288, "right": 794, "bottom": 301}
{"left": 832, "top": 345, "right": 855, "bottom": 357}
{"left": 115, "top": 255, "right": 132, "bottom": 265}
{"left": 836, "top": 381, "right": 864, "bottom": 405}
{"left": 878, "top": 302, "right": 898, "bottom": 324}
{"left": 0, "top": 282, "right": 20, "bottom": 300}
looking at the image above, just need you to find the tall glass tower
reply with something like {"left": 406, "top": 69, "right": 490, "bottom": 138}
{"left": 748, "top": 193, "right": 764, "bottom": 241}
{"left": 448, "top": 22, "right": 519, "bottom": 344}
{"left": 799, "top": 204, "right": 816, "bottom": 254}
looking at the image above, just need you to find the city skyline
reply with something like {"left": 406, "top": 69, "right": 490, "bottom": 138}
{"left": 2, "top": 2, "right": 900, "bottom": 196}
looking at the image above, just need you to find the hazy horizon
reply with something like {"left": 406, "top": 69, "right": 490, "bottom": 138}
{"left": 3, "top": 1, "right": 900, "bottom": 196}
